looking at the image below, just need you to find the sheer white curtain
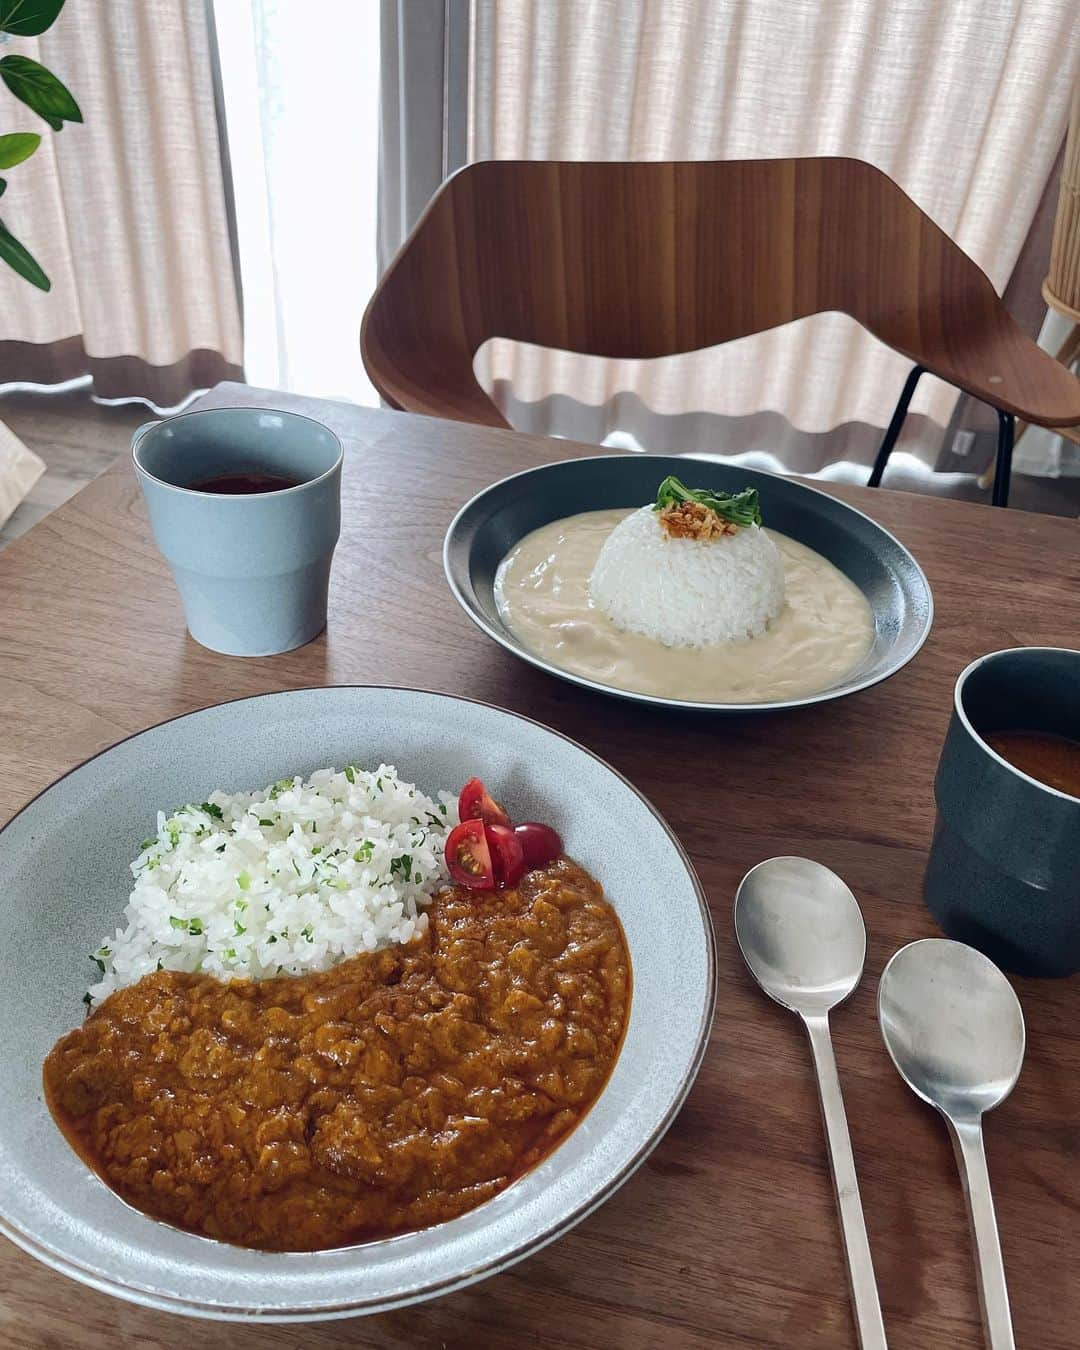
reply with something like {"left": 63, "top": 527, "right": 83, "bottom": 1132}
{"left": 212, "top": 0, "right": 381, "bottom": 405}
{"left": 469, "top": 0, "right": 1080, "bottom": 470}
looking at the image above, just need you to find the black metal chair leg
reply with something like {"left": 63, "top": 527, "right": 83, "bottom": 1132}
{"left": 991, "top": 411, "right": 1014, "bottom": 508}
{"left": 868, "top": 364, "right": 925, "bottom": 487}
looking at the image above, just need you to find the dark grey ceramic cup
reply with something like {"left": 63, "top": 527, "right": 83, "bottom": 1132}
{"left": 132, "top": 407, "right": 342, "bottom": 657}
{"left": 925, "top": 647, "right": 1080, "bottom": 977}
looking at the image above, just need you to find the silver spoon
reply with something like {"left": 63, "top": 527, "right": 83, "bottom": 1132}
{"left": 735, "top": 857, "right": 888, "bottom": 1350}
{"left": 878, "top": 939, "right": 1024, "bottom": 1350}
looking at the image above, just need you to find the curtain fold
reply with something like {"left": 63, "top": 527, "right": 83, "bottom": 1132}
{"left": 0, "top": 0, "right": 243, "bottom": 409}
{"left": 469, "top": 0, "right": 1080, "bottom": 471}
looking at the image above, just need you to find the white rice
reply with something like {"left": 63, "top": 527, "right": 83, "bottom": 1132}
{"left": 589, "top": 505, "right": 786, "bottom": 647}
{"left": 87, "top": 764, "right": 458, "bottom": 1004}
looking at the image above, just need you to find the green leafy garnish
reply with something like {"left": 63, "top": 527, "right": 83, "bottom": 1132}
{"left": 268, "top": 778, "right": 294, "bottom": 800}
{"left": 654, "top": 475, "right": 762, "bottom": 528}
{"left": 353, "top": 840, "right": 374, "bottom": 863}
{"left": 168, "top": 916, "right": 204, "bottom": 935}
{"left": 344, "top": 765, "right": 356, "bottom": 784}
{"left": 237, "top": 871, "right": 251, "bottom": 890}
{"left": 200, "top": 801, "right": 224, "bottom": 819}
{"left": 258, "top": 818, "right": 275, "bottom": 828}
{"left": 390, "top": 854, "right": 412, "bottom": 881}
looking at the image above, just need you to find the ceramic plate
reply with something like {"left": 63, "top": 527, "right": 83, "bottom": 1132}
{"left": 0, "top": 687, "right": 715, "bottom": 1321}
{"left": 444, "top": 454, "right": 933, "bottom": 711}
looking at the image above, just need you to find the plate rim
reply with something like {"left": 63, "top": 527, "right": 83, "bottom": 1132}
{"left": 443, "top": 453, "right": 935, "bottom": 712}
{"left": 0, "top": 683, "right": 717, "bottom": 1321}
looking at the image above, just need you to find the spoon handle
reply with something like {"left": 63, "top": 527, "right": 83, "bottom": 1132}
{"left": 949, "top": 1118, "right": 1015, "bottom": 1350}
{"left": 804, "top": 1013, "right": 888, "bottom": 1350}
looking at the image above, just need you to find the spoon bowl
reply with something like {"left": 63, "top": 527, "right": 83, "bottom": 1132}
{"left": 879, "top": 939, "right": 1025, "bottom": 1121}
{"left": 734, "top": 856, "right": 867, "bottom": 1016}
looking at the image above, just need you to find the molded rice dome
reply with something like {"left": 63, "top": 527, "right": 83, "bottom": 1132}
{"left": 589, "top": 505, "right": 786, "bottom": 647}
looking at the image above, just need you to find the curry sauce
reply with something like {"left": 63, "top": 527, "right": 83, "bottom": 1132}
{"left": 44, "top": 859, "right": 630, "bottom": 1251}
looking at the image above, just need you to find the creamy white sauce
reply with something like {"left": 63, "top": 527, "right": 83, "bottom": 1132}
{"left": 494, "top": 508, "right": 875, "bottom": 703}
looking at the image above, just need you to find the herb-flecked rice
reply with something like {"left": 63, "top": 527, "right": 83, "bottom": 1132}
{"left": 87, "top": 764, "right": 458, "bottom": 1004}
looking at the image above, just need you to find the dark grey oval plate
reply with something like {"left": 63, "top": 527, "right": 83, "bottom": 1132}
{"left": 0, "top": 687, "right": 715, "bottom": 1321}
{"left": 444, "top": 455, "right": 933, "bottom": 712}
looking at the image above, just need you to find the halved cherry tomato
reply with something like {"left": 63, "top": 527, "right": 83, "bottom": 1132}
{"left": 458, "top": 777, "right": 511, "bottom": 828}
{"left": 445, "top": 819, "right": 495, "bottom": 889}
{"left": 486, "top": 822, "right": 526, "bottom": 888}
{"left": 514, "top": 821, "right": 563, "bottom": 869}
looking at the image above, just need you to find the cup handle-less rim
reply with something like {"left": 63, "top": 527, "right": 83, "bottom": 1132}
{"left": 129, "top": 405, "right": 344, "bottom": 500}
{"left": 131, "top": 420, "right": 161, "bottom": 453}
{"left": 952, "top": 645, "right": 1080, "bottom": 806}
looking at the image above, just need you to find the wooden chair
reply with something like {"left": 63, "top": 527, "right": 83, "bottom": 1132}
{"left": 361, "top": 158, "right": 1080, "bottom": 507}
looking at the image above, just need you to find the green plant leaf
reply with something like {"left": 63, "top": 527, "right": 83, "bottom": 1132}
{"left": 0, "top": 0, "right": 67, "bottom": 37}
{"left": 0, "top": 218, "right": 50, "bottom": 289}
{"left": 0, "top": 132, "right": 40, "bottom": 168}
{"left": 0, "top": 55, "right": 82, "bottom": 130}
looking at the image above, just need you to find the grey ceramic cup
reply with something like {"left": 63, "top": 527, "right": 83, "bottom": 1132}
{"left": 925, "top": 647, "right": 1080, "bottom": 977}
{"left": 132, "top": 407, "right": 342, "bottom": 656}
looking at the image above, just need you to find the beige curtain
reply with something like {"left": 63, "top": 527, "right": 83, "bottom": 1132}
{"left": 469, "top": 0, "right": 1080, "bottom": 470}
{"left": 0, "top": 0, "right": 242, "bottom": 408}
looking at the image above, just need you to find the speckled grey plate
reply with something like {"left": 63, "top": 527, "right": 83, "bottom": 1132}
{"left": 0, "top": 687, "right": 714, "bottom": 1322}
{"left": 444, "top": 455, "right": 933, "bottom": 711}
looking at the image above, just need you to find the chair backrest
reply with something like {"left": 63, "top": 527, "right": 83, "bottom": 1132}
{"left": 362, "top": 157, "right": 1080, "bottom": 430}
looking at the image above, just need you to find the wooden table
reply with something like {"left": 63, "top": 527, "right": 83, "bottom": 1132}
{"left": 3, "top": 384, "right": 1079, "bottom": 1350}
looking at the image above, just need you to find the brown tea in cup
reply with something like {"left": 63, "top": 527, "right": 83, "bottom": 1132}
{"left": 983, "top": 730, "right": 1080, "bottom": 798}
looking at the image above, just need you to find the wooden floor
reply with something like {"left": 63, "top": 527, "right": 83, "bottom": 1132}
{"left": 2, "top": 388, "right": 1079, "bottom": 550}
